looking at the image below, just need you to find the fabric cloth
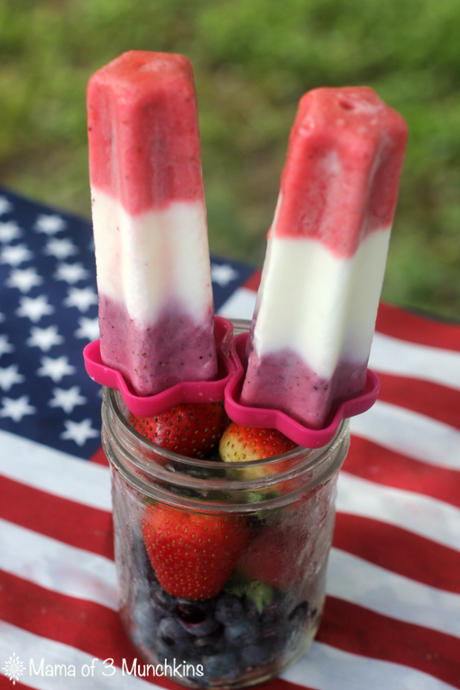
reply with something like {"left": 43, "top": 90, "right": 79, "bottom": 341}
{"left": 0, "top": 187, "right": 459, "bottom": 690}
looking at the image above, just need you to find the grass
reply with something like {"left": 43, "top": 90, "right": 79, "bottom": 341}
{"left": 1, "top": 0, "right": 459, "bottom": 320}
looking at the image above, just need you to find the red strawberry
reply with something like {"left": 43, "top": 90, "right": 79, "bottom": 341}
{"left": 128, "top": 401, "right": 228, "bottom": 459}
{"left": 219, "top": 422, "right": 297, "bottom": 477}
{"left": 237, "top": 523, "right": 298, "bottom": 588}
{"left": 142, "top": 504, "right": 249, "bottom": 600}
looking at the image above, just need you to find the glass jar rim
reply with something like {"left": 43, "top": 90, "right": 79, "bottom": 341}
{"left": 103, "top": 387, "right": 350, "bottom": 512}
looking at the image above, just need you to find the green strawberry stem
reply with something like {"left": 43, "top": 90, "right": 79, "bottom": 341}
{"left": 224, "top": 573, "right": 274, "bottom": 613}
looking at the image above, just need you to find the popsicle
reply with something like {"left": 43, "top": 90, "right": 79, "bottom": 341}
{"left": 240, "top": 87, "right": 407, "bottom": 429}
{"left": 87, "top": 51, "right": 217, "bottom": 397}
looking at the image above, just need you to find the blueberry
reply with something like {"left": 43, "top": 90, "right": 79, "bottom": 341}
{"left": 262, "top": 623, "right": 290, "bottom": 654}
{"left": 240, "top": 642, "right": 274, "bottom": 668}
{"left": 148, "top": 596, "right": 170, "bottom": 627}
{"left": 285, "top": 600, "right": 309, "bottom": 646}
{"left": 200, "top": 651, "right": 240, "bottom": 683}
{"left": 259, "top": 592, "right": 285, "bottom": 633}
{"left": 155, "top": 616, "right": 195, "bottom": 660}
{"left": 151, "top": 586, "right": 178, "bottom": 613}
{"left": 132, "top": 593, "right": 158, "bottom": 646}
{"left": 244, "top": 600, "right": 261, "bottom": 623}
{"left": 157, "top": 616, "right": 188, "bottom": 645}
{"left": 192, "top": 632, "right": 225, "bottom": 657}
{"left": 288, "top": 600, "right": 309, "bottom": 624}
{"left": 309, "top": 606, "right": 319, "bottom": 621}
{"left": 214, "top": 593, "right": 245, "bottom": 626}
{"left": 176, "top": 601, "right": 221, "bottom": 636}
{"left": 224, "top": 618, "right": 260, "bottom": 647}
{"left": 244, "top": 589, "right": 295, "bottom": 653}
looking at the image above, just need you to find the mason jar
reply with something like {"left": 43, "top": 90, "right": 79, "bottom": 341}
{"left": 101, "top": 324, "right": 350, "bottom": 689}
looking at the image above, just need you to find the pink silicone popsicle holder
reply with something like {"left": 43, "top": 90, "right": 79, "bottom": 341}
{"left": 84, "top": 316, "right": 380, "bottom": 447}
{"left": 224, "top": 331, "right": 380, "bottom": 448}
{"left": 83, "top": 315, "right": 235, "bottom": 417}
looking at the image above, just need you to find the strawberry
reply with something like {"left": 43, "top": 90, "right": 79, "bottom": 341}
{"left": 237, "top": 523, "right": 298, "bottom": 588}
{"left": 128, "top": 401, "right": 228, "bottom": 459}
{"left": 219, "top": 423, "right": 297, "bottom": 478}
{"left": 142, "top": 504, "right": 249, "bottom": 600}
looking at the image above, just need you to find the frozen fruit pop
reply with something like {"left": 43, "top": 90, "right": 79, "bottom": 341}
{"left": 87, "top": 51, "right": 217, "bottom": 397}
{"left": 240, "top": 87, "right": 407, "bottom": 429}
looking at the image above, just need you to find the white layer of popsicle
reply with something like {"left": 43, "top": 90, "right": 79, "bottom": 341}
{"left": 92, "top": 189, "right": 213, "bottom": 327}
{"left": 251, "top": 209, "right": 392, "bottom": 380}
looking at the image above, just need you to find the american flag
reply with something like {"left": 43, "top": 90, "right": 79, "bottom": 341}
{"left": 0, "top": 186, "right": 459, "bottom": 689}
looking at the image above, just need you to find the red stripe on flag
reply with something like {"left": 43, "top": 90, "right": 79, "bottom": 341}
{"left": 345, "top": 435, "right": 460, "bottom": 509}
{"left": 377, "top": 374, "right": 460, "bottom": 430}
{"left": 90, "top": 445, "right": 109, "bottom": 466}
{"left": 318, "top": 595, "right": 460, "bottom": 689}
{"left": 0, "top": 475, "right": 114, "bottom": 559}
{"left": 333, "top": 512, "right": 460, "bottom": 594}
{"left": 0, "top": 678, "right": 34, "bottom": 690}
{"left": 376, "top": 303, "right": 460, "bottom": 351}
{"left": 259, "top": 679, "right": 315, "bottom": 690}
{"left": 243, "top": 269, "right": 262, "bottom": 292}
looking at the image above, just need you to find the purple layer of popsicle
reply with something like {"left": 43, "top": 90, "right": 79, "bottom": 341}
{"left": 99, "top": 296, "right": 218, "bottom": 397}
{"left": 239, "top": 348, "right": 367, "bottom": 430}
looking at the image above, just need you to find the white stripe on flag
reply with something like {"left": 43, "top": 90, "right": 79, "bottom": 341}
{"left": 350, "top": 401, "right": 460, "bottom": 471}
{"left": 282, "top": 640, "right": 457, "bottom": 690}
{"left": 0, "top": 518, "right": 118, "bottom": 610}
{"left": 0, "top": 429, "right": 111, "bottom": 511}
{"left": 0, "top": 620, "right": 160, "bottom": 689}
{"left": 217, "top": 287, "right": 257, "bottom": 320}
{"left": 327, "top": 548, "right": 460, "bottom": 638}
{"left": 337, "top": 471, "right": 460, "bottom": 552}
{"left": 370, "top": 332, "right": 460, "bottom": 391}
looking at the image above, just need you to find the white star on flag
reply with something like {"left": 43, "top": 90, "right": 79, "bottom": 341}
{"left": 37, "top": 355, "right": 76, "bottom": 382}
{"left": 6, "top": 267, "right": 43, "bottom": 293}
{"left": 211, "top": 263, "right": 239, "bottom": 287}
{"left": 0, "top": 220, "right": 22, "bottom": 243}
{"left": 64, "top": 286, "right": 98, "bottom": 312}
{"left": 34, "top": 213, "right": 66, "bottom": 235}
{"left": 61, "top": 418, "right": 99, "bottom": 446}
{"left": 0, "top": 395, "right": 36, "bottom": 422}
{"left": 74, "top": 317, "right": 100, "bottom": 341}
{"left": 0, "top": 196, "right": 12, "bottom": 215}
{"left": 54, "top": 262, "right": 90, "bottom": 284}
{"left": 44, "top": 237, "right": 78, "bottom": 260}
{"left": 0, "top": 243, "right": 33, "bottom": 267}
{"left": 49, "top": 386, "right": 87, "bottom": 413}
{"left": 0, "top": 364, "right": 25, "bottom": 391}
{"left": 27, "top": 325, "right": 64, "bottom": 352}
{"left": 16, "top": 295, "right": 55, "bottom": 323}
{"left": 0, "top": 334, "right": 14, "bottom": 358}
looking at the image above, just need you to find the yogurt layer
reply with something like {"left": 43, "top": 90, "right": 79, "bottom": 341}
{"left": 248, "top": 228, "right": 391, "bottom": 379}
{"left": 92, "top": 191, "right": 213, "bottom": 327}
